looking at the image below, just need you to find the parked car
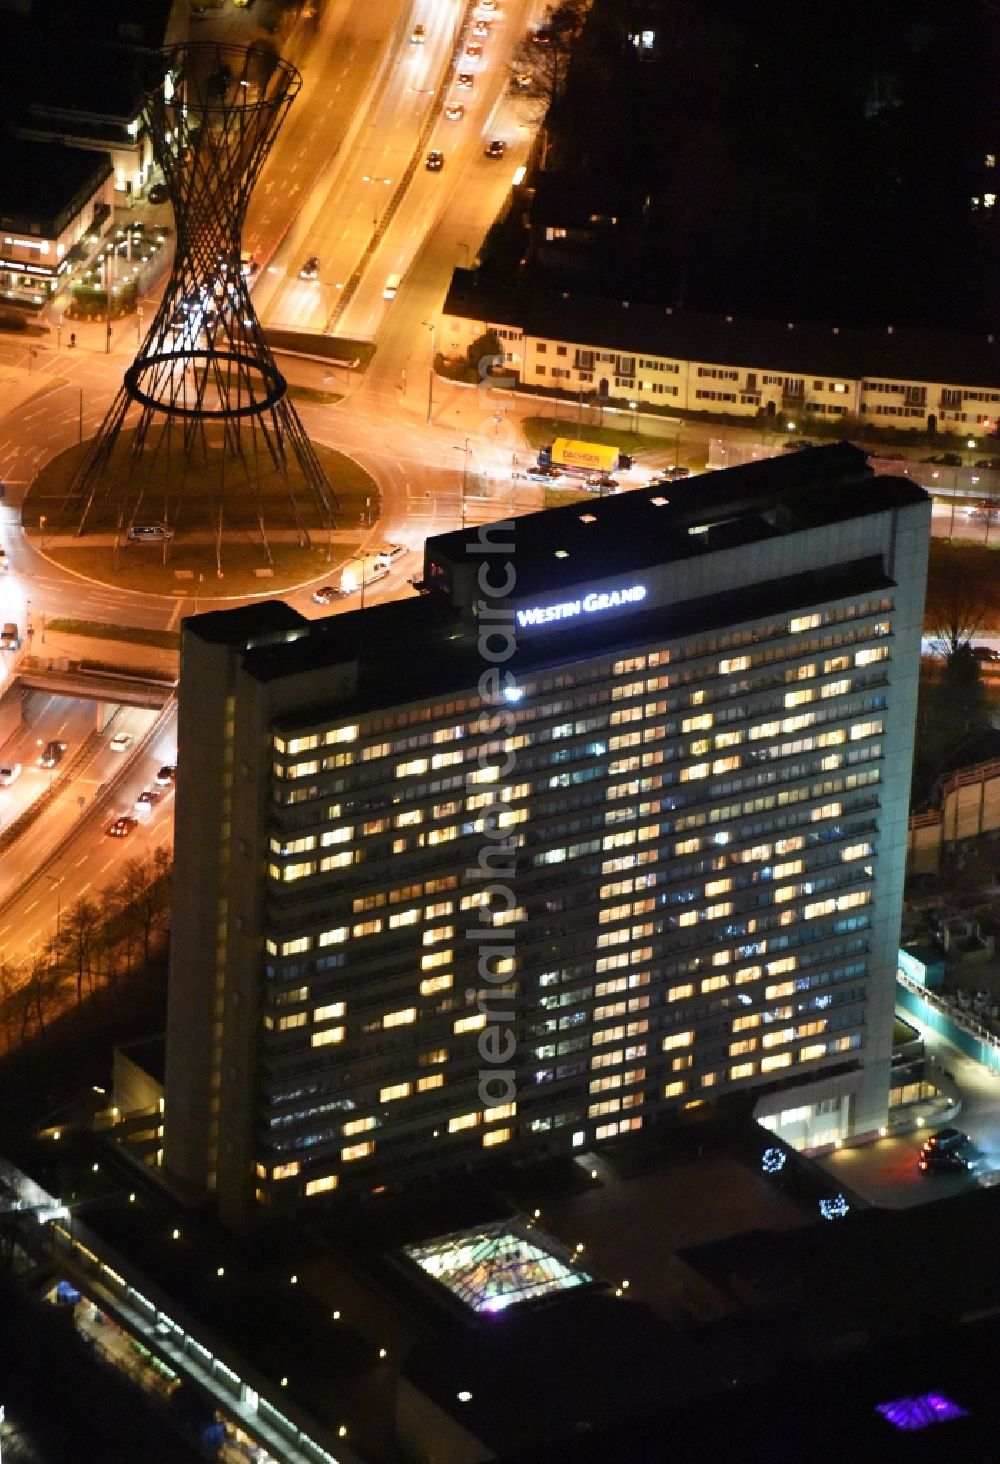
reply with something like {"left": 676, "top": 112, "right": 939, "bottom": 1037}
{"left": 107, "top": 815, "right": 137, "bottom": 839}
{"left": 298, "top": 255, "right": 320, "bottom": 279}
{"left": 917, "top": 1127, "right": 976, "bottom": 1174}
{"left": 975, "top": 458, "right": 1000, "bottom": 470}
{"left": 1, "top": 622, "right": 20, "bottom": 650}
{"left": 971, "top": 644, "right": 1000, "bottom": 663}
{"left": 155, "top": 764, "right": 177, "bottom": 786}
{"left": 127, "top": 523, "right": 171, "bottom": 542}
{"left": 109, "top": 732, "right": 134, "bottom": 752}
{"left": 920, "top": 452, "right": 963, "bottom": 466}
{"left": 38, "top": 741, "right": 66, "bottom": 768}
{"left": 312, "top": 585, "right": 344, "bottom": 605}
{"left": 147, "top": 182, "right": 169, "bottom": 205}
{"left": 485, "top": 139, "right": 506, "bottom": 158}
{"left": 0, "top": 763, "right": 21, "bottom": 786}
{"left": 425, "top": 150, "right": 445, "bottom": 171}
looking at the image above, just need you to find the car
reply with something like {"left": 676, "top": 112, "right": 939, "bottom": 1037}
{"left": 971, "top": 644, "right": 1000, "bottom": 662}
{"left": 0, "top": 763, "right": 21, "bottom": 786}
{"left": 781, "top": 439, "right": 817, "bottom": 452}
{"left": 472, "top": 18, "right": 490, "bottom": 35}
{"left": 299, "top": 255, "right": 320, "bottom": 280}
{"left": 484, "top": 139, "right": 506, "bottom": 158}
{"left": 917, "top": 1127, "right": 976, "bottom": 1173}
{"left": 444, "top": 103, "right": 465, "bottom": 121}
{"left": 456, "top": 72, "right": 474, "bottom": 88}
{"left": 966, "top": 502, "right": 1000, "bottom": 520}
{"left": 0, "top": 548, "right": 9, "bottom": 572}
{"left": 155, "top": 764, "right": 177, "bottom": 787}
{"left": 147, "top": 182, "right": 169, "bottom": 205}
{"left": 410, "top": 22, "right": 426, "bottom": 41}
{"left": 38, "top": 741, "right": 66, "bottom": 768}
{"left": 660, "top": 465, "right": 691, "bottom": 481}
{"left": 107, "top": 815, "right": 137, "bottom": 839}
{"left": 0, "top": 623, "right": 20, "bottom": 650}
{"left": 920, "top": 452, "right": 963, "bottom": 466}
{"left": 109, "top": 732, "right": 134, "bottom": 753}
{"left": 465, "top": 40, "right": 483, "bottom": 57}
{"left": 478, "top": 0, "right": 495, "bottom": 9}
{"left": 375, "top": 542, "right": 408, "bottom": 561}
{"left": 532, "top": 27, "right": 553, "bottom": 44}
{"left": 127, "top": 522, "right": 172, "bottom": 542}
{"left": 918, "top": 1146, "right": 976, "bottom": 1174}
{"left": 312, "top": 585, "right": 344, "bottom": 605}
{"left": 596, "top": 477, "right": 619, "bottom": 491}
{"left": 513, "top": 71, "right": 532, "bottom": 89}
{"left": 975, "top": 458, "right": 1000, "bottom": 470}
{"left": 425, "top": 150, "right": 445, "bottom": 171}
{"left": 135, "top": 789, "right": 161, "bottom": 813}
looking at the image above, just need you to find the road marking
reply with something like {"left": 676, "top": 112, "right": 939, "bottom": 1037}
{"left": 23, "top": 899, "right": 38, "bottom": 914}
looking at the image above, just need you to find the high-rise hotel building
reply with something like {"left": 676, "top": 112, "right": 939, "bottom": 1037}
{"left": 164, "top": 443, "right": 929, "bottom": 1228}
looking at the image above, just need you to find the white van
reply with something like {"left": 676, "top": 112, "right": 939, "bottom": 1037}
{"left": 383, "top": 273, "right": 401, "bottom": 301}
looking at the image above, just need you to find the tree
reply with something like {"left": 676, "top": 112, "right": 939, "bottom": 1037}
{"left": 60, "top": 895, "right": 100, "bottom": 1007}
{"left": 924, "top": 543, "right": 991, "bottom": 656}
{"left": 510, "top": 0, "right": 589, "bottom": 110}
{"left": 466, "top": 329, "right": 503, "bottom": 380}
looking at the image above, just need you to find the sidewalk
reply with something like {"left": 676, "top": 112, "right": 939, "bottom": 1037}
{"left": 24, "top": 629, "right": 178, "bottom": 679}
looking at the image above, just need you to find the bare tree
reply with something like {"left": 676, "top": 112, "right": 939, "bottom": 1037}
{"left": 510, "top": 0, "right": 589, "bottom": 110}
{"left": 924, "top": 544, "right": 992, "bottom": 656}
{"left": 60, "top": 895, "right": 100, "bottom": 1007}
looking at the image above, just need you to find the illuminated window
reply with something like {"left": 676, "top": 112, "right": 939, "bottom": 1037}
{"left": 421, "top": 950, "right": 452, "bottom": 970}
{"left": 314, "top": 1001, "right": 345, "bottom": 1023}
{"left": 789, "top": 613, "right": 820, "bottom": 633}
{"left": 342, "top": 1142, "right": 375, "bottom": 1161}
{"left": 311, "top": 1026, "right": 345, "bottom": 1046}
{"left": 397, "top": 758, "right": 429, "bottom": 776}
{"left": 344, "top": 1117, "right": 375, "bottom": 1136}
{"left": 418, "top": 1073, "right": 444, "bottom": 1092}
{"left": 730, "top": 1062, "right": 756, "bottom": 1080}
{"left": 305, "top": 1174, "right": 338, "bottom": 1196}
{"left": 784, "top": 689, "right": 814, "bottom": 709}
{"left": 483, "top": 1128, "right": 511, "bottom": 1147}
{"left": 276, "top": 1013, "right": 306, "bottom": 1031}
{"left": 681, "top": 713, "right": 713, "bottom": 733}
{"left": 272, "top": 1161, "right": 300, "bottom": 1179}
{"left": 420, "top": 1048, "right": 448, "bottom": 1066}
{"left": 385, "top": 1008, "right": 417, "bottom": 1027}
{"left": 319, "top": 926, "right": 348, "bottom": 945}
{"left": 449, "top": 1112, "right": 480, "bottom": 1132}
{"left": 454, "top": 1014, "right": 487, "bottom": 1034}
{"left": 389, "top": 909, "right": 419, "bottom": 929}
{"left": 668, "top": 983, "right": 694, "bottom": 1001}
{"left": 420, "top": 974, "right": 453, "bottom": 996}
{"left": 664, "top": 1080, "right": 686, "bottom": 1097}
{"left": 353, "top": 919, "right": 383, "bottom": 937}
{"left": 380, "top": 1082, "right": 413, "bottom": 1102}
{"left": 761, "top": 1053, "right": 792, "bottom": 1073}
{"left": 662, "top": 1031, "right": 693, "bottom": 1051}
{"left": 281, "top": 936, "right": 310, "bottom": 956}
{"left": 799, "top": 1043, "right": 826, "bottom": 1063}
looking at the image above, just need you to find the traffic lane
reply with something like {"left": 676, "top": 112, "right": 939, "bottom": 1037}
{"left": 0, "top": 694, "right": 96, "bottom": 820}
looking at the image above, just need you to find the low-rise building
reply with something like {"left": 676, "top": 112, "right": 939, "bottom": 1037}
{"left": 441, "top": 271, "right": 1000, "bottom": 439}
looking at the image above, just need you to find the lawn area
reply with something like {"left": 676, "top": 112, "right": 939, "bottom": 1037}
{"left": 41, "top": 539, "right": 361, "bottom": 599}
{"left": 24, "top": 434, "right": 377, "bottom": 536}
{"left": 544, "top": 486, "right": 599, "bottom": 509}
{"left": 46, "top": 619, "right": 180, "bottom": 650}
{"left": 521, "top": 414, "right": 682, "bottom": 453}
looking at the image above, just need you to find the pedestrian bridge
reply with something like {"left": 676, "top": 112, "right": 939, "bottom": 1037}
{"left": 15, "top": 656, "right": 176, "bottom": 709}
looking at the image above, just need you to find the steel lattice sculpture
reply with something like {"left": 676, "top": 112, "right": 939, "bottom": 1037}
{"left": 62, "top": 44, "right": 337, "bottom": 561}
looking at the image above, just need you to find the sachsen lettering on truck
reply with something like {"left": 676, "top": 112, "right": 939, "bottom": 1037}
{"left": 515, "top": 584, "right": 646, "bottom": 627}
{"left": 546, "top": 438, "right": 619, "bottom": 474}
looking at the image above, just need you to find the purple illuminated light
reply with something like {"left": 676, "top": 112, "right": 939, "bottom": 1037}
{"left": 875, "top": 1393, "right": 968, "bottom": 1431}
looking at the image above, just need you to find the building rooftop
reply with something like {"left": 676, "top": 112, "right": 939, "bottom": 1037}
{"left": 195, "top": 444, "right": 927, "bottom": 726}
{"left": 444, "top": 269, "right": 1000, "bottom": 387}
{"left": 0, "top": 138, "right": 113, "bottom": 223}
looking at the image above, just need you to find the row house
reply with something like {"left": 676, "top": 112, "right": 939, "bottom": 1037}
{"left": 441, "top": 273, "right": 1000, "bottom": 439}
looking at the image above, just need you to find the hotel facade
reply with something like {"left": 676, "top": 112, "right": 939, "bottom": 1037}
{"left": 163, "top": 445, "right": 929, "bottom": 1229}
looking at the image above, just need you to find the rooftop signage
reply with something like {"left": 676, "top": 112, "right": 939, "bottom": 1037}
{"left": 515, "top": 583, "right": 647, "bottom": 628}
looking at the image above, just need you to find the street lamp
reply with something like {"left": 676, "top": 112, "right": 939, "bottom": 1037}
{"left": 628, "top": 399, "right": 638, "bottom": 436}
{"left": 422, "top": 320, "right": 436, "bottom": 424}
{"left": 453, "top": 439, "right": 471, "bottom": 527}
{"left": 361, "top": 175, "right": 392, "bottom": 237}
